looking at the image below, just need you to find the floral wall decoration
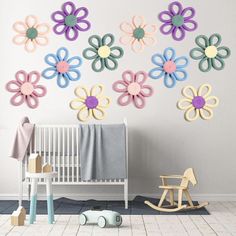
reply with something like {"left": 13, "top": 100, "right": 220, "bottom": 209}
{"left": 113, "top": 70, "right": 153, "bottom": 109}
{"left": 190, "top": 33, "right": 231, "bottom": 72}
{"left": 51, "top": 1, "right": 91, "bottom": 41}
{"left": 70, "top": 84, "right": 110, "bottom": 122}
{"left": 83, "top": 34, "right": 124, "bottom": 72}
{"left": 6, "top": 70, "right": 47, "bottom": 109}
{"left": 177, "top": 84, "right": 219, "bottom": 122}
{"left": 158, "top": 1, "right": 197, "bottom": 41}
{"left": 149, "top": 47, "right": 189, "bottom": 88}
{"left": 42, "top": 47, "right": 82, "bottom": 88}
{"left": 120, "top": 16, "right": 157, "bottom": 53}
{"left": 13, "top": 15, "right": 50, "bottom": 52}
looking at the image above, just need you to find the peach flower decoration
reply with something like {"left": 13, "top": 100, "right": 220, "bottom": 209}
{"left": 13, "top": 15, "right": 50, "bottom": 52}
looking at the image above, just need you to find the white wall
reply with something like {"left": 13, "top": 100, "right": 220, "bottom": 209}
{"left": 0, "top": 0, "right": 235, "bottom": 200}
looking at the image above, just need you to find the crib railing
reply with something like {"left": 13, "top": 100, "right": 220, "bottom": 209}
{"left": 19, "top": 120, "right": 128, "bottom": 208}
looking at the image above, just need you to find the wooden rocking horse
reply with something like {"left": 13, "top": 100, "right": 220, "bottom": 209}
{"left": 145, "top": 168, "right": 208, "bottom": 212}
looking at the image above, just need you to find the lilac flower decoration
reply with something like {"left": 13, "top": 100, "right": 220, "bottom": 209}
{"left": 158, "top": 1, "right": 197, "bottom": 41}
{"left": 51, "top": 1, "right": 91, "bottom": 41}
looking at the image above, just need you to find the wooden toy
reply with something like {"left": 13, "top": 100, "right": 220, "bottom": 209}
{"left": 42, "top": 163, "right": 52, "bottom": 173}
{"left": 80, "top": 209, "right": 122, "bottom": 228}
{"left": 11, "top": 207, "right": 26, "bottom": 226}
{"left": 145, "top": 168, "right": 208, "bottom": 212}
{"left": 28, "top": 153, "right": 42, "bottom": 173}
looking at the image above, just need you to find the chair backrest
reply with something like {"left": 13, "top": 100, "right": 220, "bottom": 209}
{"left": 180, "top": 168, "right": 197, "bottom": 188}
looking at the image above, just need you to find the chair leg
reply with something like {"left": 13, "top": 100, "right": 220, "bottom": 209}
{"left": 184, "top": 190, "right": 194, "bottom": 207}
{"left": 158, "top": 190, "right": 168, "bottom": 207}
{"left": 178, "top": 190, "right": 183, "bottom": 208}
{"left": 169, "top": 190, "right": 174, "bottom": 206}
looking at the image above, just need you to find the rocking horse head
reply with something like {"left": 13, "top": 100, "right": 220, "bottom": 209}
{"left": 183, "top": 168, "right": 197, "bottom": 186}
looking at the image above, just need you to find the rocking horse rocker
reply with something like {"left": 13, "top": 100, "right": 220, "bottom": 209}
{"left": 145, "top": 168, "right": 208, "bottom": 212}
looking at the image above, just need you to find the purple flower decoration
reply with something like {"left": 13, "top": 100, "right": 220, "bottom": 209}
{"left": 158, "top": 1, "right": 197, "bottom": 41}
{"left": 51, "top": 1, "right": 91, "bottom": 41}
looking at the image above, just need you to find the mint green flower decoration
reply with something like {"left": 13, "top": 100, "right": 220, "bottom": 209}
{"left": 83, "top": 33, "right": 124, "bottom": 72}
{"left": 190, "top": 33, "right": 231, "bottom": 72}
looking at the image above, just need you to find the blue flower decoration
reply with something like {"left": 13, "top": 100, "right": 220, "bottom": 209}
{"left": 149, "top": 47, "right": 189, "bottom": 88}
{"left": 42, "top": 47, "right": 82, "bottom": 88}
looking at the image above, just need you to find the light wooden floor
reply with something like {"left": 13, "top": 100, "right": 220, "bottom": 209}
{"left": 0, "top": 202, "right": 236, "bottom": 236}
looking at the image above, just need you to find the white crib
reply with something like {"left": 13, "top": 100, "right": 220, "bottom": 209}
{"left": 19, "top": 119, "right": 128, "bottom": 209}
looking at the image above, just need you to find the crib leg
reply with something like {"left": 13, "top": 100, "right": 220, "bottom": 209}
{"left": 124, "top": 179, "right": 128, "bottom": 209}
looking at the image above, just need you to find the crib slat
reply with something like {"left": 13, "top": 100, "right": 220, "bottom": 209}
{"left": 67, "top": 127, "right": 70, "bottom": 182}
{"left": 76, "top": 127, "right": 79, "bottom": 182}
{"left": 48, "top": 127, "right": 51, "bottom": 165}
{"left": 72, "top": 127, "right": 74, "bottom": 182}
{"left": 57, "top": 127, "right": 60, "bottom": 182}
{"left": 39, "top": 127, "right": 42, "bottom": 157}
{"left": 63, "top": 127, "right": 65, "bottom": 182}
{"left": 53, "top": 127, "right": 56, "bottom": 182}
{"left": 43, "top": 127, "right": 46, "bottom": 164}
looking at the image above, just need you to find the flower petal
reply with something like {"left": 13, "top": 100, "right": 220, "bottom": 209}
{"left": 172, "top": 26, "right": 185, "bottom": 41}
{"left": 217, "top": 46, "right": 231, "bottom": 59}
{"left": 164, "top": 74, "right": 176, "bottom": 88}
{"left": 140, "top": 85, "right": 153, "bottom": 97}
{"left": 68, "top": 56, "right": 82, "bottom": 68}
{"left": 78, "top": 106, "right": 92, "bottom": 122}
{"left": 45, "top": 53, "right": 59, "bottom": 66}
{"left": 35, "top": 36, "right": 48, "bottom": 46}
{"left": 182, "top": 85, "right": 197, "bottom": 99}
{"left": 92, "top": 107, "right": 105, "bottom": 120}
{"left": 57, "top": 74, "right": 69, "bottom": 88}
{"left": 173, "top": 69, "right": 188, "bottom": 81}
{"left": 134, "top": 71, "right": 147, "bottom": 85}
{"left": 164, "top": 47, "right": 176, "bottom": 61}
{"left": 25, "top": 15, "right": 38, "bottom": 28}
{"left": 110, "top": 46, "right": 124, "bottom": 59}
{"left": 113, "top": 80, "right": 128, "bottom": 93}
{"left": 212, "top": 57, "right": 225, "bottom": 70}
{"left": 12, "top": 35, "right": 27, "bottom": 45}
{"left": 92, "top": 57, "right": 105, "bottom": 72}
{"left": 190, "top": 48, "right": 205, "bottom": 60}
{"left": 33, "top": 85, "right": 47, "bottom": 97}
{"left": 28, "top": 71, "right": 40, "bottom": 84}
{"left": 182, "top": 20, "right": 198, "bottom": 32}
{"left": 6, "top": 80, "right": 21, "bottom": 92}
{"left": 104, "top": 57, "right": 118, "bottom": 70}
{"left": 149, "top": 68, "right": 165, "bottom": 80}
{"left": 132, "top": 16, "right": 145, "bottom": 28}
{"left": 74, "top": 86, "right": 89, "bottom": 100}
{"left": 141, "top": 36, "right": 156, "bottom": 46}
{"left": 169, "top": 1, "right": 183, "bottom": 15}
{"left": 83, "top": 48, "right": 98, "bottom": 60}
{"left": 65, "top": 69, "right": 81, "bottom": 81}
{"left": 177, "top": 98, "right": 192, "bottom": 110}
{"left": 197, "top": 84, "right": 212, "bottom": 98}
{"left": 98, "top": 96, "right": 110, "bottom": 108}
{"left": 131, "top": 39, "right": 143, "bottom": 52}
{"left": 15, "top": 70, "right": 27, "bottom": 84}
{"left": 209, "top": 33, "right": 222, "bottom": 47}
{"left": 199, "top": 57, "right": 212, "bottom": 72}
{"left": 120, "top": 22, "right": 134, "bottom": 34}
{"left": 90, "top": 84, "right": 104, "bottom": 98}
{"left": 53, "top": 23, "right": 67, "bottom": 35}
{"left": 26, "top": 95, "right": 39, "bottom": 109}
{"left": 13, "top": 21, "right": 27, "bottom": 34}
{"left": 181, "top": 7, "right": 196, "bottom": 20}
{"left": 42, "top": 68, "right": 58, "bottom": 80}
{"left": 62, "top": 1, "right": 76, "bottom": 15}
{"left": 10, "top": 92, "right": 25, "bottom": 106}
{"left": 175, "top": 56, "right": 189, "bottom": 68}
{"left": 57, "top": 47, "right": 69, "bottom": 61}
{"left": 122, "top": 70, "right": 134, "bottom": 84}
{"left": 88, "top": 35, "right": 102, "bottom": 49}
{"left": 160, "top": 23, "right": 174, "bottom": 35}
{"left": 74, "top": 7, "right": 89, "bottom": 19}
{"left": 120, "top": 35, "right": 134, "bottom": 45}
{"left": 70, "top": 99, "right": 85, "bottom": 110}
{"left": 133, "top": 95, "right": 145, "bottom": 109}
{"left": 185, "top": 107, "right": 199, "bottom": 122}
{"left": 195, "top": 35, "right": 209, "bottom": 49}
{"left": 75, "top": 19, "right": 91, "bottom": 32}
{"left": 102, "top": 33, "right": 114, "bottom": 47}
{"left": 199, "top": 107, "right": 213, "bottom": 120}
{"left": 151, "top": 53, "right": 166, "bottom": 66}
{"left": 25, "top": 39, "right": 37, "bottom": 52}
{"left": 158, "top": 11, "right": 172, "bottom": 23}
{"left": 117, "top": 93, "right": 132, "bottom": 106}
{"left": 51, "top": 11, "right": 65, "bottom": 23}
{"left": 205, "top": 96, "right": 219, "bottom": 108}
{"left": 65, "top": 27, "right": 78, "bottom": 41}
{"left": 143, "top": 24, "right": 157, "bottom": 35}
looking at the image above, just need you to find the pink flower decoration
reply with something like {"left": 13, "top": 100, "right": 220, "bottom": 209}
{"left": 6, "top": 70, "right": 47, "bottom": 109}
{"left": 113, "top": 70, "right": 153, "bottom": 109}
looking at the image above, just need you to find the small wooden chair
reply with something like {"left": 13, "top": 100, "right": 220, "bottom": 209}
{"left": 145, "top": 168, "right": 208, "bottom": 212}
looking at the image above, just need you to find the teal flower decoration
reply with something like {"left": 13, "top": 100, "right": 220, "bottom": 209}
{"left": 83, "top": 33, "right": 124, "bottom": 72}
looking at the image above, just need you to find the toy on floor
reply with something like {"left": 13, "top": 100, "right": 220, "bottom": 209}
{"left": 145, "top": 168, "right": 208, "bottom": 212}
{"left": 28, "top": 153, "right": 42, "bottom": 173}
{"left": 11, "top": 206, "right": 26, "bottom": 226}
{"left": 80, "top": 209, "right": 122, "bottom": 228}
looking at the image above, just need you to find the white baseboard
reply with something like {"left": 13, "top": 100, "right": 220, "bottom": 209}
{"left": 0, "top": 193, "right": 235, "bottom": 201}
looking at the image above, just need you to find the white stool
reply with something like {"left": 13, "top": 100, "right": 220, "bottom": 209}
{"left": 26, "top": 172, "right": 57, "bottom": 224}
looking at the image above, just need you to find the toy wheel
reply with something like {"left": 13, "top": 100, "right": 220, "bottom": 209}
{"left": 117, "top": 216, "right": 122, "bottom": 227}
{"left": 80, "top": 214, "right": 87, "bottom": 225}
{"left": 98, "top": 216, "right": 106, "bottom": 228}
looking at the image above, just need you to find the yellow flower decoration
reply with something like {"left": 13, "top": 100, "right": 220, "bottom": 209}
{"left": 70, "top": 84, "right": 110, "bottom": 122}
{"left": 177, "top": 84, "right": 219, "bottom": 122}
